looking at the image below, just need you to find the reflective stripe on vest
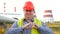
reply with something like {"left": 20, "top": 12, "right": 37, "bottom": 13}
{"left": 18, "top": 18, "right": 42, "bottom": 34}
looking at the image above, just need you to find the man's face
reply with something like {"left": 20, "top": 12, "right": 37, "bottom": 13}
{"left": 24, "top": 10, "right": 34, "bottom": 19}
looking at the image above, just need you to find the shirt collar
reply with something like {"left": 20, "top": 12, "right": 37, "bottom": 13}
{"left": 24, "top": 18, "right": 34, "bottom": 23}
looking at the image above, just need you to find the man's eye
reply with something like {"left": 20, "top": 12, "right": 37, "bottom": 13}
{"left": 26, "top": 10, "right": 28, "bottom": 11}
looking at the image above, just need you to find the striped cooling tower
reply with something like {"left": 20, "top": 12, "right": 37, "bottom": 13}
{"left": 43, "top": 10, "right": 54, "bottom": 23}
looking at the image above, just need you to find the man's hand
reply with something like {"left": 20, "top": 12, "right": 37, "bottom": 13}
{"left": 22, "top": 22, "right": 32, "bottom": 29}
{"left": 32, "top": 23, "right": 40, "bottom": 29}
{"left": 22, "top": 22, "right": 40, "bottom": 30}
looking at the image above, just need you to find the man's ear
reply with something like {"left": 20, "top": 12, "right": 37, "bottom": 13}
{"left": 33, "top": 9, "right": 35, "bottom": 13}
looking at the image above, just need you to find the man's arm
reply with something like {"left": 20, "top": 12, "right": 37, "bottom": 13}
{"left": 6, "top": 21, "right": 23, "bottom": 34}
{"left": 38, "top": 22, "right": 54, "bottom": 34}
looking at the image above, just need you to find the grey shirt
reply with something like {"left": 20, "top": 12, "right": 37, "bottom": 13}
{"left": 6, "top": 20, "right": 54, "bottom": 34}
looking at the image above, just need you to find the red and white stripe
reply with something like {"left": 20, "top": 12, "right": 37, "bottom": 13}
{"left": 4, "top": 2, "right": 6, "bottom": 12}
{"left": 44, "top": 10, "right": 53, "bottom": 17}
{"left": 14, "top": 7, "right": 16, "bottom": 12}
{"left": 43, "top": 10, "right": 54, "bottom": 23}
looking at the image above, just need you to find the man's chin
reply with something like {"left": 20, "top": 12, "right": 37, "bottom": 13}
{"left": 26, "top": 17, "right": 31, "bottom": 19}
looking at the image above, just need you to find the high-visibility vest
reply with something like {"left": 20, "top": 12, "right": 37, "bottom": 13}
{"left": 18, "top": 18, "right": 42, "bottom": 34}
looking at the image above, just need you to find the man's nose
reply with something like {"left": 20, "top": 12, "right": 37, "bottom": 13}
{"left": 26, "top": 11, "right": 31, "bottom": 13}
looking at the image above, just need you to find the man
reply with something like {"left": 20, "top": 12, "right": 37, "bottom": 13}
{"left": 6, "top": 1, "right": 54, "bottom": 34}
